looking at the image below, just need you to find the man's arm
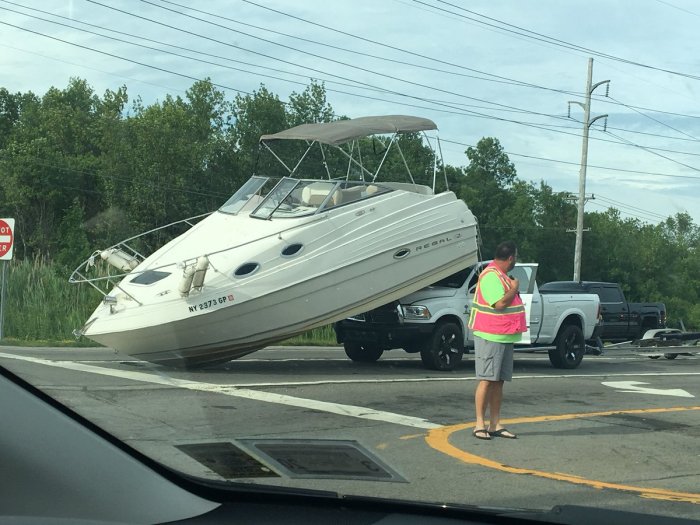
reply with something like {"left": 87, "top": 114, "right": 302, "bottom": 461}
{"left": 493, "top": 276, "right": 519, "bottom": 310}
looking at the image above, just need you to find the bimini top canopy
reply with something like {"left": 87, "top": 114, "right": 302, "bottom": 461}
{"left": 259, "top": 115, "right": 437, "bottom": 146}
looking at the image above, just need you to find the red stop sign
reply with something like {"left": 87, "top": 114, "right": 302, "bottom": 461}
{"left": 0, "top": 218, "right": 14, "bottom": 260}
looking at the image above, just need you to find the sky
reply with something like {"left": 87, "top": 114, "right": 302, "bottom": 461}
{"left": 1, "top": 0, "right": 699, "bottom": 226}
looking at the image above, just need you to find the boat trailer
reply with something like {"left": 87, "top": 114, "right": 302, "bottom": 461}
{"left": 608, "top": 329, "right": 700, "bottom": 360}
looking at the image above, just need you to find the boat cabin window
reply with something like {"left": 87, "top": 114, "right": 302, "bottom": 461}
{"left": 250, "top": 178, "right": 391, "bottom": 219}
{"left": 218, "top": 176, "right": 271, "bottom": 215}
{"left": 234, "top": 262, "right": 260, "bottom": 277}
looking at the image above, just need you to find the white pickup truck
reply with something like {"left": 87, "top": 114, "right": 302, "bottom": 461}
{"left": 334, "top": 262, "right": 602, "bottom": 370}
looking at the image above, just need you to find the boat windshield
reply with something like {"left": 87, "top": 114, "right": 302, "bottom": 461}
{"left": 251, "top": 178, "right": 390, "bottom": 219}
{"left": 218, "top": 176, "right": 272, "bottom": 215}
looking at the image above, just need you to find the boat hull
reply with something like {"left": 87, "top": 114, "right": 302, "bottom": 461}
{"left": 86, "top": 226, "right": 478, "bottom": 367}
{"left": 81, "top": 181, "right": 479, "bottom": 367}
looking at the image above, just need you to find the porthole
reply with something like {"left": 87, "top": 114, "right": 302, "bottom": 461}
{"left": 393, "top": 248, "right": 411, "bottom": 259}
{"left": 234, "top": 262, "right": 260, "bottom": 277}
{"left": 281, "top": 243, "right": 304, "bottom": 257}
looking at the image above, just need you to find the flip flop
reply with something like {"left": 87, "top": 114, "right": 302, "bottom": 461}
{"left": 473, "top": 428, "right": 491, "bottom": 440}
{"left": 489, "top": 428, "right": 517, "bottom": 439}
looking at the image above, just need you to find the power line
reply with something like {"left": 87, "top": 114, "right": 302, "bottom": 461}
{"left": 604, "top": 129, "right": 700, "bottom": 174}
{"left": 7, "top": 0, "right": 700, "bottom": 155}
{"left": 170, "top": 1, "right": 700, "bottom": 139}
{"left": 591, "top": 95, "right": 700, "bottom": 121}
{"left": 146, "top": 0, "right": 536, "bottom": 90}
{"left": 0, "top": 15, "right": 566, "bottom": 134}
{"left": 238, "top": 0, "right": 572, "bottom": 96}
{"left": 6, "top": 0, "right": 700, "bottom": 129}
{"left": 0, "top": 20, "right": 252, "bottom": 95}
{"left": 0, "top": 16, "right": 584, "bottom": 138}
{"left": 424, "top": 0, "right": 700, "bottom": 82}
{"left": 113, "top": 0, "right": 571, "bottom": 119}
{"left": 4, "top": 2, "right": 700, "bottom": 191}
{"left": 1, "top": 2, "right": 579, "bottom": 126}
{"left": 654, "top": 0, "right": 700, "bottom": 18}
{"left": 0, "top": 42, "right": 189, "bottom": 95}
{"left": 439, "top": 137, "right": 700, "bottom": 181}
{"left": 594, "top": 195, "right": 668, "bottom": 220}
{"left": 588, "top": 199, "right": 668, "bottom": 224}
{"left": 606, "top": 94, "right": 700, "bottom": 142}
{"left": 0, "top": 1, "right": 383, "bottom": 94}
{"left": 240, "top": 0, "right": 700, "bottom": 121}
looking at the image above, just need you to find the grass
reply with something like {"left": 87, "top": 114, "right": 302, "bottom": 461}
{"left": 284, "top": 324, "right": 339, "bottom": 346}
{"left": 0, "top": 258, "right": 339, "bottom": 347}
{"left": 1, "top": 258, "right": 95, "bottom": 343}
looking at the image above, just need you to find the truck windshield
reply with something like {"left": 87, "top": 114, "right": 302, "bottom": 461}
{"left": 431, "top": 268, "right": 471, "bottom": 288}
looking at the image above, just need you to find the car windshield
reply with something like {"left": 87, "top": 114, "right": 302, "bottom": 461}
{"left": 1, "top": 2, "right": 698, "bottom": 524}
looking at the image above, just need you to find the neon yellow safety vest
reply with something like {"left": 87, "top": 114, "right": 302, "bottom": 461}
{"left": 468, "top": 263, "right": 527, "bottom": 335}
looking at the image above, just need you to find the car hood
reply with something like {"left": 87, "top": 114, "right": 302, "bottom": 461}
{"left": 400, "top": 286, "right": 460, "bottom": 304}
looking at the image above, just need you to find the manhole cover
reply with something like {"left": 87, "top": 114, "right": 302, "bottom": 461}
{"left": 238, "top": 439, "right": 406, "bottom": 482}
{"left": 176, "top": 442, "right": 279, "bottom": 479}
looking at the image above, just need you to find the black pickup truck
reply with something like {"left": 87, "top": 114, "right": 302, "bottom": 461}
{"left": 539, "top": 281, "right": 666, "bottom": 343}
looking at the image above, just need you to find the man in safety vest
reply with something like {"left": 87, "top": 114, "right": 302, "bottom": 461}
{"left": 468, "top": 240, "right": 527, "bottom": 440}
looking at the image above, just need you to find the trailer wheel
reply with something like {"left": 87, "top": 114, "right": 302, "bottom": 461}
{"left": 664, "top": 353, "right": 678, "bottom": 360}
{"left": 344, "top": 342, "right": 383, "bottom": 362}
{"left": 549, "top": 324, "right": 585, "bottom": 369}
{"left": 420, "top": 322, "right": 464, "bottom": 371}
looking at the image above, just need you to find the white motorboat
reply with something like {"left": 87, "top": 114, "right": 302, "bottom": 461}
{"left": 70, "top": 115, "right": 479, "bottom": 367}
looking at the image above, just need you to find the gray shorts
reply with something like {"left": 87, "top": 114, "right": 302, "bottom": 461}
{"left": 474, "top": 335, "right": 514, "bottom": 381}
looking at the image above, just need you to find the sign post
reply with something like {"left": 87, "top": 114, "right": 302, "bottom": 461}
{"left": 0, "top": 218, "right": 15, "bottom": 340}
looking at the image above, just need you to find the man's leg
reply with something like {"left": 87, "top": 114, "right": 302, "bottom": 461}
{"left": 474, "top": 380, "right": 491, "bottom": 430}
{"left": 486, "top": 381, "right": 504, "bottom": 431}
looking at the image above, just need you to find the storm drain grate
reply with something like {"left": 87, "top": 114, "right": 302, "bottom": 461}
{"left": 238, "top": 439, "right": 406, "bottom": 482}
{"left": 176, "top": 442, "right": 280, "bottom": 479}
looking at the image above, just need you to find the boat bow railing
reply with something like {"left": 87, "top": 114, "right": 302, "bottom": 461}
{"left": 68, "top": 212, "right": 213, "bottom": 300}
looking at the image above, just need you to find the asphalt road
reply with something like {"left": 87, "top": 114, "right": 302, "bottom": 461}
{"left": 1, "top": 345, "right": 698, "bottom": 521}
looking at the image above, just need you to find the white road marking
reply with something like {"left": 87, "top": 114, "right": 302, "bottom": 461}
{"left": 170, "top": 371, "right": 700, "bottom": 389}
{"left": 1, "top": 352, "right": 697, "bottom": 428}
{"left": 2, "top": 352, "right": 699, "bottom": 388}
{"left": 602, "top": 381, "right": 695, "bottom": 398}
{"left": 0, "top": 353, "right": 440, "bottom": 429}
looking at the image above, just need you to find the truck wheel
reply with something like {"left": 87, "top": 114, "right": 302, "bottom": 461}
{"left": 664, "top": 353, "right": 678, "bottom": 360}
{"left": 420, "top": 322, "right": 463, "bottom": 371}
{"left": 549, "top": 324, "right": 585, "bottom": 369}
{"left": 344, "top": 342, "right": 383, "bottom": 362}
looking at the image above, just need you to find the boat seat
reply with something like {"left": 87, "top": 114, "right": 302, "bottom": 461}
{"left": 301, "top": 183, "right": 332, "bottom": 207}
{"left": 301, "top": 183, "right": 381, "bottom": 208}
{"left": 334, "top": 185, "right": 364, "bottom": 205}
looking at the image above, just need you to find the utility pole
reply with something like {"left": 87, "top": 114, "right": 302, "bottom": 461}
{"left": 569, "top": 58, "right": 609, "bottom": 281}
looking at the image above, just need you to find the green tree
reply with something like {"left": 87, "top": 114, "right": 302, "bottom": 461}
{"left": 0, "top": 78, "right": 104, "bottom": 260}
{"left": 55, "top": 198, "right": 91, "bottom": 270}
{"left": 528, "top": 183, "right": 576, "bottom": 282}
{"left": 98, "top": 79, "right": 233, "bottom": 248}
{"left": 287, "top": 81, "right": 334, "bottom": 127}
{"left": 232, "top": 85, "right": 288, "bottom": 180}
{"left": 458, "top": 137, "right": 518, "bottom": 256}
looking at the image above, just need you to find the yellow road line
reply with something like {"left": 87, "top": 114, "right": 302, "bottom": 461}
{"left": 425, "top": 406, "right": 700, "bottom": 504}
